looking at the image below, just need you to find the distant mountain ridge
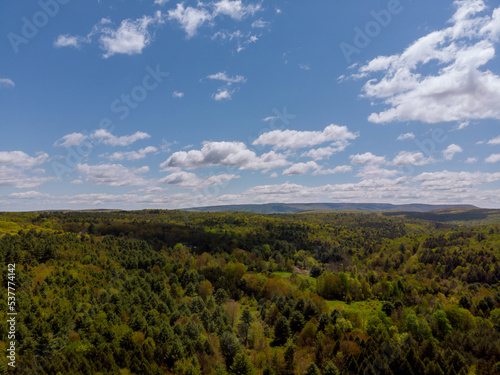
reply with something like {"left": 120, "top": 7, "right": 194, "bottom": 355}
{"left": 184, "top": 203, "right": 477, "bottom": 214}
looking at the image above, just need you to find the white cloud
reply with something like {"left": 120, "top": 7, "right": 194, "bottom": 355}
{"left": 206, "top": 71, "right": 246, "bottom": 84}
{"left": 262, "top": 116, "right": 277, "bottom": 122}
{"left": 282, "top": 161, "right": 351, "bottom": 176}
{"left": 465, "top": 157, "right": 478, "bottom": 164}
{"left": 106, "top": 146, "right": 158, "bottom": 161}
{"left": 160, "top": 141, "right": 289, "bottom": 171}
{"left": 154, "top": 0, "right": 169, "bottom": 5}
{"left": 0, "top": 151, "right": 49, "bottom": 168}
{"left": 252, "top": 19, "right": 269, "bottom": 28}
{"left": 253, "top": 124, "right": 358, "bottom": 150}
{"left": 392, "top": 151, "right": 433, "bottom": 166}
{"left": 54, "top": 132, "right": 89, "bottom": 147}
{"left": 172, "top": 91, "right": 184, "bottom": 98}
{"left": 91, "top": 129, "right": 150, "bottom": 146}
{"left": 211, "top": 30, "right": 258, "bottom": 52}
{"left": 53, "top": 35, "right": 86, "bottom": 48}
{"left": 350, "top": 152, "right": 386, "bottom": 165}
{"left": 301, "top": 143, "right": 350, "bottom": 160}
{"left": 356, "top": 165, "right": 400, "bottom": 179}
{"left": 76, "top": 163, "right": 150, "bottom": 186}
{"left": 485, "top": 153, "right": 500, "bottom": 163}
{"left": 168, "top": 3, "right": 212, "bottom": 38}
{"left": 397, "top": 132, "right": 415, "bottom": 141}
{"left": 487, "top": 135, "right": 500, "bottom": 145}
{"left": 282, "top": 161, "right": 320, "bottom": 176}
{"left": 353, "top": 0, "right": 500, "bottom": 124}
{"left": 8, "top": 191, "right": 51, "bottom": 199}
{"left": 213, "top": 88, "right": 234, "bottom": 101}
{"left": 213, "top": 0, "right": 261, "bottom": 20}
{"left": 99, "top": 12, "right": 164, "bottom": 58}
{"left": 458, "top": 121, "right": 470, "bottom": 130}
{"left": 413, "top": 170, "right": 500, "bottom": 190}
{"left": 160, "top": 171, "right": 239, "bottom": 188}
{"left": 299, "top": 63, "right": 311, "bottom": 71}
{"left": 0, "top": 166, "right": 53, "bottom": 189}
{"left": 443, "top": 144, "right": 463, "bottom": 160}
{"left": 55, "top": 12, "right": 164, "bottom": 57}
{"left": 0, "top": 78, "right": 15, "bottom": 88}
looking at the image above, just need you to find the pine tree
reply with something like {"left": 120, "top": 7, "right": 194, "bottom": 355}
{"left": 229, "top": 352, "right": 255, "bottom": 375}
{"left": 303, "top": 363, "right": 321, "bottom": 375}
{"left": 274, "top": 316, "right": 291, "bottom": 346}
{"left": 323, "top": 362, "right": 340, "bottom": 375}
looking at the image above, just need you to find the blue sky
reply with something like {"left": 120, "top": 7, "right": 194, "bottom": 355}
{"left": 1, "top": 0, "right": 500, "bottom": 210}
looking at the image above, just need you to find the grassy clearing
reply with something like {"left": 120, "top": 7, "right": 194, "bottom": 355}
{"left": 271, "top": 271, "right": 317, "bottom": 285}
{"left": 326, "top": 300, "right": 381, "bottom": 318}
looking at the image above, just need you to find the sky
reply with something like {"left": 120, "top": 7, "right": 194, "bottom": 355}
{"left": 1, "top": 0, "right": 500, "bottom": 211}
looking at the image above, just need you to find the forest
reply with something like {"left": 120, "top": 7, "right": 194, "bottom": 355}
{"left": 1, "top": 209, "right": 500, "bottom": 375}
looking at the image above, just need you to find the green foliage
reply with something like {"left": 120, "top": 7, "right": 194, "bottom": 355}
{"left": 229, "top": 352, "right": 255, "bottom": 375}
{"left": 0, "top": 210, "right": 499, "bottom": 374}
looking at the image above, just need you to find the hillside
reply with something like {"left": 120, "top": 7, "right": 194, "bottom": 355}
{"left": 1, "top": 210, "right": 499, "bottom": 374}
{"left": 185, "top": 202, "right": 477, "bottom": 214}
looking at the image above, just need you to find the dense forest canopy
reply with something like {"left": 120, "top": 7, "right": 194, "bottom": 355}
{"left": 1, "top": 210, "right": 500, "bottom": 374}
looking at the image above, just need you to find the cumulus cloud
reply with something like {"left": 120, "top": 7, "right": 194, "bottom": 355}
{"left": 356, "top": 165, "right": 400, "bottom": 179}
{"left": 0, "top": 166, "right": 54, "bottom": 189}
{"left": 105, "top": 146, "right": 158, "bottom": 161}
{"left": 391, "top": 151, "right": 433, "bottom": 166}
{"left": 53, "top": 35, "right": 86, "bottom": 48}
{"left": 485, "top": 153, "right": 500, "bottom": 163}
{"left": 91, "top": 129, "right": 150, "bottom": 146}
{"left": 168, "top": 1, "right": 261, "bottom": 38}
{"left": 397, "top": 133, "right": 415, "bottom": 141}
{"left": 172, "top": 91, "right": 184, "bottom": 98}
{"left": 413, "top": 170, "right": 500, "bottom": 190}
{"left": 465, "top": 157, "right": 478, "bottom": 164}
{"left": 443, "top": 144, "right": 463, "bottom": 160}
{"left": 55, "top": 12, "right": 164, "bottom": 57}
{"left": 160, "top": 171, "right": 239, "bottom": 188}
{"left": 160, "top": 141, "right": 289, "bottom": 171}
{"left": 487, "top": 135, "right": 500, "bottom": 145}
{"left": 76, "top": 163, "right": 150, "bottom": 186}
{"left": 353, "top": 0, "right": 500, "bottom": 124}
{"left": 154, "top": 0, "right": 169, "bottom": 5}
{"left": 350, "top": 152, "right": 386, "bottom": 165}
{"left": 282, "top": 162, "right": 351, "bottom": 176}
{"left": 0, "top": 151, "right": 49, "bottom": 168}
{"left": 54, "top": 132, "right": 89, "bottom": 147}
{"left": 168, "top": 3, "right": 212, "bottom": 38}
{"left": 213, "top": 88, "right": 235, "bottom": 101}
{"left": 0, "top": 78, "right": 15, "bottom": 88}
{"left": 213, "top": 0, "right": 261, "bottom": 20}
{"left": 253, "top": 124, "right": 358, "bottom": 150}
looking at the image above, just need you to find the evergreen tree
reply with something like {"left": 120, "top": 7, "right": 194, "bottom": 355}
{"left": 274, "top": 316, "right": 291, "bottom": 346}
{"left": 229, "top": 352, "right": 255, "bottom": 375}
{"left": 303, "top": 363, "right": 321, "bottom": 375}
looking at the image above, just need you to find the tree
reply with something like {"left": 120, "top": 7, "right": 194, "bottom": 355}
{"left": 303, "top": 363, "right": 321, "bottom": 375}
{"left": 432, "top": 310, "right": 452, "bottom": 339}
{"left": 283, "top": 343, "right": 295, "bottom": 375}
{"left": 220, "top": 331, "right": 240, "bottom": 368}
{"left": 238, "top": 309, "right": 254, "bottom": 346}
{"left": 225, "top": 301, "right": 240, "bottom": 327}
{"left": 229, "top": 352, "right": 255, "bottom": 375}
{"left": 323, "top": 362, "right": 340, "bottom": 375}
{"left": 273, "top": 316, "right": 291, "bottom": 346}
{"left": 289, "top": 311, "right": 305, "bottom": 333}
